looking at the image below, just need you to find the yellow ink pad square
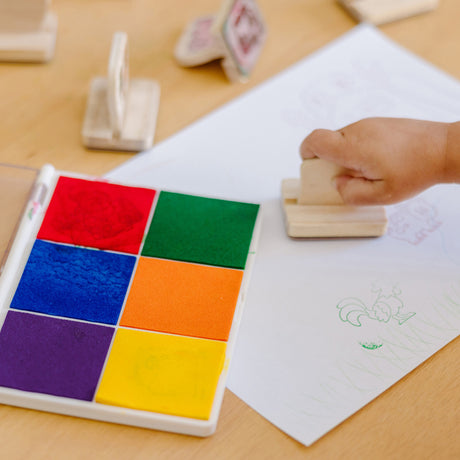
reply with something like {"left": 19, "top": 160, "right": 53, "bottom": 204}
{"left": 96, "top": 328, "right": 226, "bottom": 420}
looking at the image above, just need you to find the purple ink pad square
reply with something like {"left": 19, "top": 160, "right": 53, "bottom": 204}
{"left": 0, "top": 311, "right": 114, "bottom": 401}
{"left": 11, "top": 240, "right": 136, "bottom": 325}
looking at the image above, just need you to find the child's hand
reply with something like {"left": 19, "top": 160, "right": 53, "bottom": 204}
{"left": 299, "top": 117, "right": 453, "bottom": 205}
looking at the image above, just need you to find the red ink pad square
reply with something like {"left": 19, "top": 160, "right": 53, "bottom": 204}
{"left": 38, "top": 176, "right": 156, "bottom": 254}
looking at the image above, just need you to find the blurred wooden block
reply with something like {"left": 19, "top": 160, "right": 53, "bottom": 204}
{"left": 174, "top": 0, "right": 267, "bottom": 82}
{"left": 338, "top": 0, "right": 439, "bottom": 25}
{"left": 0, "top": 0, "right": 57, "bottom": 62}
{"left": 174, "top": 16, "right": 222, "bottom": 67}
{"left": 281, "top": 159, "right": 387, "bottom": 238}
{"left": 298, "top": 159, "right": 344, "bottom": 205}
{"left": 82, "top": 32, "right": 161, "bottom": 152}
{"left": 0, "top": 0, "right": 49, "bottom": 32}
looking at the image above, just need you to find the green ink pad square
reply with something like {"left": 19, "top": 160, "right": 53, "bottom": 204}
{"left": 142, "top": 192, "right": 259, "bottom": 269}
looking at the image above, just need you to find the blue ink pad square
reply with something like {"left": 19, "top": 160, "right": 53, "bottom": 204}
{"left": 0, "top": 311, "right": 114, "bottom": 401}
{"left": 11, "top": 240, "right": 136, "bottom": 325}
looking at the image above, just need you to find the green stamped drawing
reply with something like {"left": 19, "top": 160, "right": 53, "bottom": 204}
{"left": 337, "top": 284, "right": 416, "bottom": 327}
{"left": 359, "top": 341, "right": 383, "bottom": 350}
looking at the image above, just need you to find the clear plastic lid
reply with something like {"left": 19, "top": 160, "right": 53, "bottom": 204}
{"left": 0, "top": 163, "right": 39, "bottom": 274}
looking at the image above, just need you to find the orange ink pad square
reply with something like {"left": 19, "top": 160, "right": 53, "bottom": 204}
{"left": 121, "top": 257, "right": 244, "bottom": 341}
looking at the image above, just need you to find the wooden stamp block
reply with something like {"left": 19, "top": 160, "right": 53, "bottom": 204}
{"left": 82, "top": 32, "right": 161, "bottom": 152}
{"left": 0, "top": 0, "right": 57, "bottom": 62}
{"left": 337, "top": 0, "right": 439, "bottom": 25}
{"left": 174, "top": 0, "right": 267, "bottom": 83}
{"left": 298, "top": 159, "right": 345, "bottom": 205}
{"left": 174, "top": 16, "right": 222, "bottom": 67}
{"left": 281, "top": 159, "right": 387, "bottom": 238}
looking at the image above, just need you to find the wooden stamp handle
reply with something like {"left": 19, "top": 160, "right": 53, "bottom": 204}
{"left": 107, "top": 32, "right": 129, "bottom": 138}
{"left": 298, "top": 158, "right": 345, "bottom": 205}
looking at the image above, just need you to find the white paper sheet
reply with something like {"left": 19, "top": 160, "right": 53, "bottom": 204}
{"left": 107, "top": 24, "right": 460, "bottom": 446}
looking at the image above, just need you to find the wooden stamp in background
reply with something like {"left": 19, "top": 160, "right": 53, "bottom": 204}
{"left": 337, "top": 0, "right": 439, "bottom": 25}
{"left": 0, "top": 0, "right": 57, "bottom": 62}
{"left": 82, "top": 32, "right": 161, "bottom": 152}
{"left": 174, "top": 0, "right": 267, "bottom": 83}
{"left": 281, "top": 159, "right": 387, "bottom": 238}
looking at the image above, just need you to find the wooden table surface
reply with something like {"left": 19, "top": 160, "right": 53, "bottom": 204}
{"left": 1, "top": 0, "right": 459, "bottom": 458}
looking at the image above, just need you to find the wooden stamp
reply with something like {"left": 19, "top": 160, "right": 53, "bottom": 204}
{"left": 82, "top": 32, "right": 161, "bottom": 152}
{"left": 337, "top": 0, "right": 439, "bottom": 25}
{"left": 281, "top": 159, "right": 388, "bottom": 238}
{"left": 174, "top": 0, "right": 267, "bottom": 83}
{"left": 0, "top": 0, "right": 57, "bottom": 62}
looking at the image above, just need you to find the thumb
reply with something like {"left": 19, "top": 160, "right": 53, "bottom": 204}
{"left": 334, "top": 175, "right": 386, "bottom": 205}
{"left": 300, "top": 129, "right": 347, "bottom": 161}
